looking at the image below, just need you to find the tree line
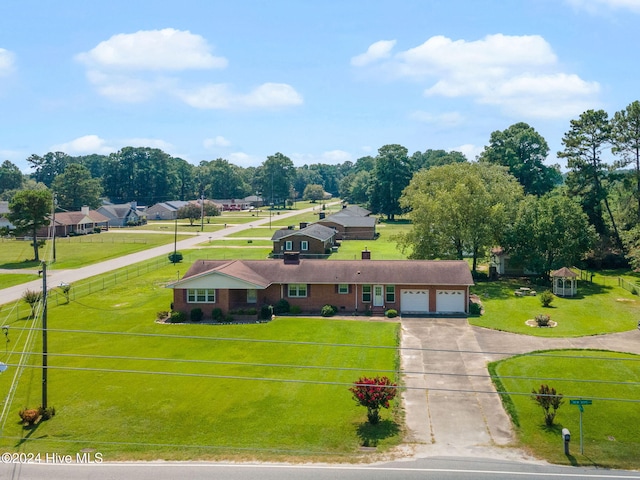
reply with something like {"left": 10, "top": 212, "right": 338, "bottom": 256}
{"left": 2, "top": 101, "right": 640, "bottom": 272}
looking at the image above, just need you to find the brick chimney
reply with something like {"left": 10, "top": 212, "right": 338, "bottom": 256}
{"left": 318, "top": 212, "right": 325, "bottom": 220}
{"left": 283, "top": 252, "right": 300, "bottom": 264}
{"left": 299, "top": 222, "right": 308, "bottom": 229}
{"left": 361, "top": 247, "right": 371, "bottom": 260}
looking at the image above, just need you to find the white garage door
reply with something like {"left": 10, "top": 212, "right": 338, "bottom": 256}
{"left": 401, "top": 289, "right": 429, "bottom": 314}
{"left": 436, "top": 290, "right": 466, "bottom": 313}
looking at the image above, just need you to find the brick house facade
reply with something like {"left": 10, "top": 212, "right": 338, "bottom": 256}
{"left": 169, "top": 256, "right": 473, "bottom": 318}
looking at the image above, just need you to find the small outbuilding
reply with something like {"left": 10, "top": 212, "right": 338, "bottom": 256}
{"left": 551, "top": 267, "right": 578, "bottom": 297}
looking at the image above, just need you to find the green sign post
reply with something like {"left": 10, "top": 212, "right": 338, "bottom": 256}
{"left": 569, "top": 399, "right": 592, "bottom": 454}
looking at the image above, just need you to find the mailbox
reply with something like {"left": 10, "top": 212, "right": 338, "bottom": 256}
{"left": 562, "top": 428, "right": 571, "bottom": 455}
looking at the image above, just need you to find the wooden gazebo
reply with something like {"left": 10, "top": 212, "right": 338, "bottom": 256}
{"left": 551, "top": 267, "right": 578, "bottom": 297}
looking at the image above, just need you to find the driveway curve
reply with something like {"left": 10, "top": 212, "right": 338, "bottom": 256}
{"left": 400, "top": 317, "right": 640, "bottom": 460}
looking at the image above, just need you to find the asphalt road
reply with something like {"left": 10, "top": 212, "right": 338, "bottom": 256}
{"left": 2, "top": 457, "right": 640, "bottom": 480}
{"left": 0, "top": 205, "right": 330, "bottom": 305}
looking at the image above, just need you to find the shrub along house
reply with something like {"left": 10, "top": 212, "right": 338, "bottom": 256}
{"left": 168, "top": 252, "right": 473, "bottom": 319}
{"left": 271, "top": 223, "right": 337, "bottom": 258}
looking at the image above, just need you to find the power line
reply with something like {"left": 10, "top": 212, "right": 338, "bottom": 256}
{"left": 4, "top": 363, "right": 640, "bottom": 404}
{"left": 5, "top": 325, "right": 640, "bottom": 362}
{"left": 4, "top": 350, "right": 640, "bottom": 388}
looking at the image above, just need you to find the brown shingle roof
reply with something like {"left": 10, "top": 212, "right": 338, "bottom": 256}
{"left": 551, "top": 267, "right": 577, "bottom": 278}
{"left": 174, "top": 259, "right": 473, "bottom": 288}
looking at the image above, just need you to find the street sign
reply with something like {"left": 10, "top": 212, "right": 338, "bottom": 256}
{"left": 570, "top": 399, "right": 592, "bottom": 405}
{"left": 570, "top": 399, "right": 593, "bottom": 454}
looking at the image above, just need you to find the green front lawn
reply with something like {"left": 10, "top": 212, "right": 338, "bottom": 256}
{"left": 0, "top": 261, "right": 401, "bottom": 461}
{"left": 0, "top": 273, "right": 40, "bottom": 289}
{"left": 470, "top": 278, "right": 638, "bottom": 336}
{"left": 492, "top": 350, "right": 640, "bottom": 469}
{"left": 0, "top": 233, "right": 191, "bottom": 270}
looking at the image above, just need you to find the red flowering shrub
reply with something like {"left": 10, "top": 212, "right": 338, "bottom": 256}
{"left": 349, "top": 376, "right": 398, "bottom": 424}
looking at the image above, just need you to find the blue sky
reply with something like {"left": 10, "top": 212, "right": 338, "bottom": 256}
{"left": 1, "top": 0, "right": 639, "bottom": 172}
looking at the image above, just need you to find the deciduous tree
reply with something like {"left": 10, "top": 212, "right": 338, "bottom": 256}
{"left": 531, "top": 384, "right": 564, "bottom": 426}
{"left": 302, "top": 184, "right": 324, "bottom": 202}
{"left": 52, "top": 163, "right": 103, "bottom": 210}
{"left": 504, "top": 192, "right": 596, "bottom": 278}
{"left": 479, "top": 122, "right": 561, "bottom": 196}
{"left": 0, "top": 160, "right": 24, "bottom": 194}
{"left": 8, "top": 189, "right": 53, "bottom": 261}
{"left": 397, "top": 162, "right": 523, "bottom": 271}
{"left": 369, "top": 144, "right": 412, "bottom": 220}
{"left": 256, "top": 153, "right": 296, "bottom": 208}
{"left": 349, "top": 376, "right": 398, "bottom": 424}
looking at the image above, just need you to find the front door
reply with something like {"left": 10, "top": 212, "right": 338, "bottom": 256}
{"left": 373, "top": 285, "right": 384, "bottom": 307}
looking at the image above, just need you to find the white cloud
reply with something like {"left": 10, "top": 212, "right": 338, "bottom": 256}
{"left": 228, "top": 152, "right": 261, "bottom": 167}
{"left": 354, "top": 33, "right": 600, "bottom": 119}
{"left": 351, "top": 40, "right": 396, "bottom": 67}
{"left": 76, "top": 28, "right": 227, "bottom": 71}
{"left": 178, "top": 82, "right": 303, "bottom": 109}
{"left": 77, "top": 29, "right": 303, "bottom": 109}
{"left": 452, "top": 144, "right": 481, "bottom": 161}
{"left": 291, "top": 150, "right": 353, "bottom": 165}
{"left": 567, "top": 0, "right": 640, "bottom": 13}
{"left": 0, "top": 48, "right": 15, "bottom": 76}
{"left": 410, "top": 110, "right": 464, "bottom": 126}
{"left": 50, "top": 135, "right": 175, "bottom": 155}
{"left": 50, "top": 135, "right": 115, "bottom": 155}
{"left": 203, "top": 136, "right": 231, "bottom": 148}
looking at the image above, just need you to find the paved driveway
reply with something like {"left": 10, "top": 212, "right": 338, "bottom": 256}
{"left": 400, "top": 317, "right": 640, "bottom": 459}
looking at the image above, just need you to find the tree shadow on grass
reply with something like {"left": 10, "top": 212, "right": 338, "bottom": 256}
{"left": 355, "top": 419, "right": 400, "bottom": 447}
{"left": 0, "top": 260, "right": 41, "bottom": 270}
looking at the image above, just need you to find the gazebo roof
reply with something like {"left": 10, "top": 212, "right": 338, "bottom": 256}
{"left": 551, "top": 267, "right": 577, "bottom": 278}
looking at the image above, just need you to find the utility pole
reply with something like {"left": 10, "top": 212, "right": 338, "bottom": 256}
{"left": 41, "top": 261, "right": 48, "bottom": 409}
{"left": 200, "top": 194, "right": 204, "bottom": 232}
{"left": 51, "top": 194, "right": 56, "bottom": 262}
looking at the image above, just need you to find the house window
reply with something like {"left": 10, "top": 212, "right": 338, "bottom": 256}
{"left": 247, "top": 289, "right": 257, "bottom": 304}
{"left": 285, "top": 241, "right": 293, "bottom": 251}
{"left": 187, "top": 289, "right": 216, "bottom": 303}
{"left": 338, "top": 284, "right": 349, "bottom": 294}
{"left": 362, "top": 285, "right": 371, "bottom": 302}
{"left": 288, "top": 284, "right": 308, "bottom": 297}
{"left": 301, "top": 240, "right": 309, "bottom": 251}
{"left": 386, "top": 285, "right": 395, "bottom": 303}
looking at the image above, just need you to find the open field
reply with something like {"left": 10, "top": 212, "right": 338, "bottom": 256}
{"left": 470, "top": 278, "right": 638, "bottom": 336}
{"left": 0, "top": 260, "right": 401, "bottom": 461}
{"left": 0, "top": 233, "right": 191, "bottom": 270}
{"left": 491, "top": 350, "right": 640, "bottom": 469}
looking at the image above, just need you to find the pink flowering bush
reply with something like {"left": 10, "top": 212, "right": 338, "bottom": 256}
{"left": 349, "top": 376, "right": 398, "bottom": 424}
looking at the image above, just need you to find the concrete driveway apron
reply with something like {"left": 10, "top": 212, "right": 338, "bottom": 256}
{"left": 401, "top": 318, "right": 514, "bottom": 451}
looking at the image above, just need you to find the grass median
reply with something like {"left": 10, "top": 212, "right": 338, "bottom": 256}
{"left": 491, "top": 350, "right": 640, "bottom": 469}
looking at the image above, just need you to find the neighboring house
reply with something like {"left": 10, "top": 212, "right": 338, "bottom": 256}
{"left": 244, "top": 195, "right": 264, "bottom": 208}
{"left": 0, "top": 201, "right": 15, "bottom": 231}
{"left": 212, "top": 198, "right": 252, "bottom": 211}
{"left": 271, "top": 223, "right": 337, "bottom": 258}
{"left": 37, "top": 206, "right": 109, "bottom": 237}
{"left": 336, "top": 204, "right": 371, "bottom": 217}
{"left": 317, "top": 212, "right": 377, "bottom": 240}
{"left": 168, "top": 254, "right": 473, "bottom": 318}
{"left": 97, "top": 201, "right": 144, "bottom": 227}
{"left": 147, "top": 201, "right": 190, "bottom": 220}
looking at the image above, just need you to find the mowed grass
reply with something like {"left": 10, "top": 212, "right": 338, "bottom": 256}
{"left": 0, "top": 261, "right": 400, "bottom": 460}
{"left": 0, "top": 233, "right": 191, "bottom": 270}
{"left": 0, "top": 274, "right": 40, "bottom": 289}
{"left": 470, "top": 279, "right": 638, "bottom": 336}
{"left": 492, "top": 350, "right": 640, "bottom": 469}
{"left": 330, "top": 221, "right": 411, "bottom": 261}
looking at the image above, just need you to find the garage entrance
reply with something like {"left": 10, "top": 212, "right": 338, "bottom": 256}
{"left": 401, "top": 289, "right": 429, "bottom": 314}
{"left": 435, "top": 289, "right": 465, "bottom": 313}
